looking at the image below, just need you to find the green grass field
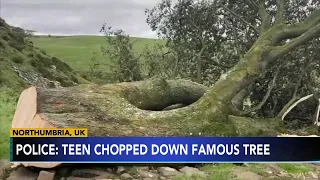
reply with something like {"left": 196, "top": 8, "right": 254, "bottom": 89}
{"left": 30, "top": 35, "right": 165, "bottom": 73}
{"left": 0, "top": 87, "right": 19, "bottom": 159}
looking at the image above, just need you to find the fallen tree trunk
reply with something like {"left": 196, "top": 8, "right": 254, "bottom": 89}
{"left": 12, "top": 78, "right": 285, "bottom": 168}
{"left": 12, "top": 77, "right": 284, "bottom": 137}
{"left": 11, "top": 78, "right": 208, "bottom": 168}
{"left": 12, "top": 78, "right": 210, "bottom": 135}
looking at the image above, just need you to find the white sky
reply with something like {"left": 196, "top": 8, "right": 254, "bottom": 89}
{"left": 0, "top": 0, "right": 162, "bottom": 38}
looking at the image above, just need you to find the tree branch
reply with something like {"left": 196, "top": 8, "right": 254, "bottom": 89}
{"left": 224, "top": 18, "right": 242, "bottom": 59}
{"left": 271, "top": 9, "right": 320, "bottom": 44}
{"left": 193, "top": 44, "right": 206, "bottom": 83}
{"left": 267, "top": 23, "right": 320, "bottom": 62}
{"left": 314, "top": 99, "right": 320, "bottom": 126}
{"left": 305, "top": 47, "right": 320, "bottom": 100}
{"left": 188, "top": 20, "right": 207, "bottom": 83}
{"left": 276, "top": 78, "right": 302, "bottom": 119}
{"left": 232, "top": 23, "right": 242, "bottom": 59}
{"left": 275, "top": 0, "right": 286, "bottom": 25}
{"left": 276, "top": 58, "right": 312, "bottom": 119}
{"left": 280, "top": 94, "right": 314, "bottom": 120}
{"left": 222, "top": 6, "right": 260, "bottom": 34}
{"left": 258, "top": 0, "right": 272, "bottom": 32}
{"left": 305, "top": 76, "right": 320, "bottom": 126}
{"left": 236, "top": 67, "right": 279, "bottom": 115}
{"left": 203, "top": 56, "right": 235, "bottom": 69}
{"left": 306, "top": 80, "right": 320, "bottom": 101}
{"left": 276, "top": 95, "right": 298, "bottom": 119}
{"left": 231, "top": 88, "right": 251, "bottom": 110}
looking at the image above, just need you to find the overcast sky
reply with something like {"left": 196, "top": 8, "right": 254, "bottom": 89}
{"left": 0, "top": 0, "right": 162, "bottom": 38}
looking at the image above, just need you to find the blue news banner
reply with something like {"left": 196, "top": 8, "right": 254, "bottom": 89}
{"left": 10, "top": 137, "right": 320, "bottom": 163}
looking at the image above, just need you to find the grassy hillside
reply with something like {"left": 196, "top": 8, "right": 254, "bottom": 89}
{"left": 0, "top": 18, "right": 86, "bottom": 159}
{"left": 30, "top": 35, "right": 165, "bottom": 73}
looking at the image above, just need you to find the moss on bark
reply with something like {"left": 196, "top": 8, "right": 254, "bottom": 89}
{"left": 29, "top": 75, "right": 287, "bottom": 137}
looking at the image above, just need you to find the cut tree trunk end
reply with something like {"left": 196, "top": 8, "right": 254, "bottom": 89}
{"left": 12, "top": 78, "right": 286, "bottom": 168}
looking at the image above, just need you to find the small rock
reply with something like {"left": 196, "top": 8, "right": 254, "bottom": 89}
{"left": 157, "top": 167, "right": 181, "bottom": 177}
{"left": 307, "top": 171, "right": 318, "bottom": 179}
{"left": 138, "top": 169, "right": 158, "bottom": 178}
{"left": 105, "top": 168, "right": 113, "bottom": 173}
{"left": 117, "top": 166, "right": 126, "bottom": 174}
{"left": 291, "top": 173, "right": 304, "bottom": 179}
{"left": 265, "top": 170, "right": 273, "bottom": 174}
{"left": 179, "top": 166, "right": 207, "bottom": 177}
{"left": 7, "top": 167, "right": 38, "bottom": 180}
{"left": 150, "top": 170, "right": 158, "bottom": 174}
{"left": 50, "top": 65, "right": 57, "bottom": 70}
{"left": 159, "top": 177, "right": 166, "bottom": 180}
{"left": 120, "top": 173, "right": 133, "bottom": 179}
{"left": 277, "top": 171, "right": 288, "bottom": 177}
{"left": 232, "top": 169, "right": 262, "bottom": 180}
{"left": 142, "top": 178, "right": 154, "bottom": 180}
{"left": 57, "top": 167, "right": 72, "bottom": 177}
{"left": 10, "top": 163, "right": 21, "bottom": 169}
{"left": 138, "top": 166, "right": 150, "bottom": 171}
{"left": 71, "top": 169, "right": 99, "bottom": 178}
{"left": 37, "top": 170, "right": 56, "bottom": 180}
{"left": 268, "top": 164, "right": 285, "bottom": 174}
{"left": 71, "top": 169, "right": 112, "bottom": 178}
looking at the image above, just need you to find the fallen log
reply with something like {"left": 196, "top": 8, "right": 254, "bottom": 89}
{"left": 11, "top": 78, "right": 286, "bottom": 168}
{"left": 11, "top": 78, "right": 208, "bottom": 168}
{"left": 12, "top": 78, "right": 208, "bottom": 134}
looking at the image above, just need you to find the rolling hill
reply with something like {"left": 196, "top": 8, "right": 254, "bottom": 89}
{"left": 30, "top": 35, "right": 166, "bottom": 73}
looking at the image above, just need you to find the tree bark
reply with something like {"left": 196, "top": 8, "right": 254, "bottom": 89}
{"left": 13, "top": 75, "right": 284, "bottom": 136}
{"left": 12, "top": 78, "right": 284, "bottom": 169}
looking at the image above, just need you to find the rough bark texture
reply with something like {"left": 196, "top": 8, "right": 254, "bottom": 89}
{"left": 12, "top": 77, "right": 285, "bottom": 138}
